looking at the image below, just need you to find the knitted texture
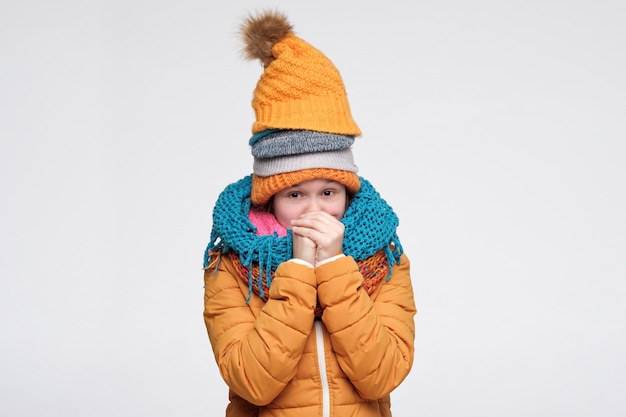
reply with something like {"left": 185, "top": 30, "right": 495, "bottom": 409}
{"left": 248, "top": 209, "right": 287, "bottom": 237}
{"left": 250, "top": 129, "right": 355, "bottom": 158}
{"left": 249, "top": 129, "right": 359, "bottom": 205}
{"left": 204, "top": 175, "right": 403, "bottom": 302}
{"left": 241, "top": 11, "right": 362, "bottom": 205}
{"left": 251, "top": 34, "right": 360, "bottom": 135}
{"left": 242, "top": 12, "right": 361, "bottom": 135}
{"left": 251, "top": 168, "right": 361, "bottom": 206}
{"left": 253, "top": 149, "right": 358, "bottom": 176}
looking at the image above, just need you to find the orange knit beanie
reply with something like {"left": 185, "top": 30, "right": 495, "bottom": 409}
{"left": 251, "top": 168, "right": 361, "bottom": 207}
{"left": 242, "top": 11, "right": 361, "bottom": 136}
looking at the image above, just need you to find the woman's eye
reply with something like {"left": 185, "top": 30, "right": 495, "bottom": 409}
{"left": 289, "top": 192, "right": 300, "bottom": 198}
{"left": 323, "top": 190, "right": 333, "bottom": 196}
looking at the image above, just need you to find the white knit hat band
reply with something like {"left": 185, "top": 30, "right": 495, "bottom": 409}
{"left": 253, "top": 148, "right": 358, "bottom": 176}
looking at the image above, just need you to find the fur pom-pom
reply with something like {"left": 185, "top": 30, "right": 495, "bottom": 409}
{"left": 241, "top": 10, "right": 293, "bottom": 67}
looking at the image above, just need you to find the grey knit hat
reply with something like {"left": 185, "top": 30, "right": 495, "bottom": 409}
{"left": 249, "top": 129, "right": 358, "bottom": 176}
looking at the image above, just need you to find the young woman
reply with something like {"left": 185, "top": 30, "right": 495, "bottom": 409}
{"left": 203, "top": 10, "right": 417, "bottom": 417}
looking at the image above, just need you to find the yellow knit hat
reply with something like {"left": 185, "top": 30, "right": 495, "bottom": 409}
{"left": 242, "top": 11, "right": 361, "bottom": 136}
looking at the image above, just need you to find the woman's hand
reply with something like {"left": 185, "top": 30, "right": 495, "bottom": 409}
{"left": 291, "top": 211, "right": 344, "bottom": 264}
{"left": 292, "top": 232, "right": 317, "bottom": 265}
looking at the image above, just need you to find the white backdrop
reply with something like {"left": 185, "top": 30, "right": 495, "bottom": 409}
{"left": 1, "top": 1, "right": 625, "bottom": 416}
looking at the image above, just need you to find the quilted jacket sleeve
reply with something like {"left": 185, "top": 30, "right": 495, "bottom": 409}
{"left": 316, "top": 253, "right": 416, "bottom": 399}
{"left": 203, "top": 258, "right": 317, "bottom": 406}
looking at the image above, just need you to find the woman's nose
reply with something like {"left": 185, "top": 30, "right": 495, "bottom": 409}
{"left": 305, "top": 197, "right": 320, "bottom": 212}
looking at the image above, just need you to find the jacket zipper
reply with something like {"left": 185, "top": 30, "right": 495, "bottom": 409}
{"left": 314, "top": 320, "right": 330, "bottom": 417}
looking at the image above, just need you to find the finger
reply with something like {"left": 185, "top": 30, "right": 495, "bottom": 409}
{"left": 292, "top": 222, "right": 344, "bottom": 254}
{"left": 291, "top": 223, "right": 343, "bottom": 242}
{"left": 292, "top": 212, "right": 343, "bottom": 233}
{"left": 296, "top": 211, "right": 338, "bottom": 225}
{"left": 292, "top": 233, "right": 316, "bottom": 264}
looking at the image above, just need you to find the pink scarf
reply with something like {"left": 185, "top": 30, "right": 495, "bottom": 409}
{"left": 248, "top": 210, "right": 288, "bottom": 237}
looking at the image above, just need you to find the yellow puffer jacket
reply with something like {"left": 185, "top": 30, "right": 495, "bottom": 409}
{"left": 203, "top": 253, "right": 416, "bottom": 417}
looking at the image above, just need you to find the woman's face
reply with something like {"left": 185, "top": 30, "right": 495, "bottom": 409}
{"left": 272, "top": 178, "right": 348, "bottom": 229}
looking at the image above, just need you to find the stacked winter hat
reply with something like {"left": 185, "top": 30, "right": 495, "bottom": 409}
{"left": 241, "top": 10, "right": 362, "bottom": 205}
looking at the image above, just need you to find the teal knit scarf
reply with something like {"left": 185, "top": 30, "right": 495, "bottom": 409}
{"left": 203, "top": 175, "right": 403, "bottom": 296}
